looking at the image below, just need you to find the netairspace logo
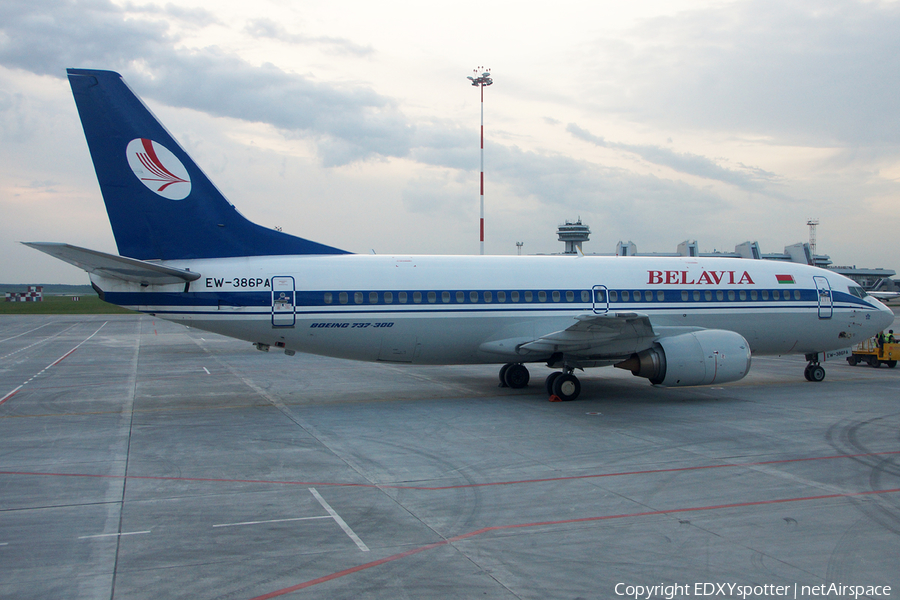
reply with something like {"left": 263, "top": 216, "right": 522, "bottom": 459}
{"left": 614, "top": 582, "right": 892, "bottom": 600}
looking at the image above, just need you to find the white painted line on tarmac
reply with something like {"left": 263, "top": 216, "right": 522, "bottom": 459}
{"left": 0, "top": 542, "right": 8, "bottom": 546}
{"left": 0, "top": 322, "right": 107, "bottom": 406}
{"left": 213, "top": 516, "right": 331, "bottom": 528}
{"left": 0, "top": 322, "right": 54, "bottom": 344}
{"left": 309, "top": 487, "right": 370, "bottom": 552}
{"left": 202, "top": 367, "right": 210, "bottom": 375}
{"left": 78, "top": 530, "right": 151, "bottom": 539}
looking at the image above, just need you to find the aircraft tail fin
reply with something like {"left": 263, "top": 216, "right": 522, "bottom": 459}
{"left": 66, "top": 68, "right": 349, "bottom": 260}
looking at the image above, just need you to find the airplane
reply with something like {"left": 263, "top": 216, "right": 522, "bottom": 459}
{"left": 25, "top": 69, "right": 895, "bottom": 401}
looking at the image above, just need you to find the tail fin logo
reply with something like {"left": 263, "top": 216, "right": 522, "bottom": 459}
{"left": 126, "top": 138, "right": 191, "bottom": 200}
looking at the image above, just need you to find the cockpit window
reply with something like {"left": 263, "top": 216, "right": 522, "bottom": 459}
{"left": 849, "top": 286, "right": 869, "bottom": 299}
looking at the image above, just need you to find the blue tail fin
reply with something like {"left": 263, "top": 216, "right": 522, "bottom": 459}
{"left": 67, "top": 69, "right": 349, "bottom": 260}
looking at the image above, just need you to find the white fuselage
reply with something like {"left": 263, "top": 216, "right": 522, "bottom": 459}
{"left": 92, "top": 254, "right": 894, "bottom": 366}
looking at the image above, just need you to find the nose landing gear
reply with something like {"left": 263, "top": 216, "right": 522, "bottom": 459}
{"left": 804, "top": 354, "right": 826, "bottom": 382}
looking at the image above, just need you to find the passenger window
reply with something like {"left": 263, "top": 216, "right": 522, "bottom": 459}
{"left": 657, "top": 291, "right": 664, "bottom": 302}
{"left": 511, "top": 291, "right": 520, "bottom": 302}
{"left": 773, "top": 289, "right": 780, "bottom": 300}
{"left": 595, "top": 289, "right": 606, "bottom": 302}
{"left": 399, "top": 292, "right": 408, "bottom": 303}
{"left": 384, "top": 292, "right": 393, "bottom": 304}
{"left": 645, "top": 291, "right": 653, "bottom": 301}
{"left": 739, "top": 290, "right": 746, "bottom": 301}
{"left": 538, "top": 291, "right": 547, "bottom": 302}
{"left": 751, "top": 290, "right": 758, "bottom": 300}
{"left": 456, "top": 291, "right": 465, "bottom": 303}
{"left": 552, "top": 291, "right": 560, "bottom": 302}
{"left": 794, "top": 290, "right": 801, "bottom": 300}
{"left": 427, "top": 291, "right": 436, "bottom": 303}
{"left": 705, "top": 290, "right": 711, "bottom": 301}
{"left": 622, "top": 290, "right": 630, "bottom": 301}
{"left": 525, "top": 291, "right": 533, "bottom": 302}
{"left": 442, "top": 291, "right": 450, "bottom": 303}
{"left": 498, "top": 291, "right": 506, "bottom": 302}
{"left": 354, "top": 292, "right": 364, "bottom": 304}
{"left": 324, "top": 292, "right": 333, "bottom": 304}
{"left": 716, "top": 290, "right": 724, "bottom": 301}
{"left": 413, "top": 292, "right": 422, "bottom": 303}
{"left": 469, "top": 291, "right": 478, "bottom": 303}
{"left": 582, "top": 290, "right": 591, "bottom": 302}
{"left": 692, "top": 291, "right": 700, "bottom": 301}
{"left": 484, "top": 291, "right": 493, "bottom": 303}
{"left": 610, "top": 290, "right": 618, "bottom": 302}
{"left": 339, "top": 292, "right": 348, "bottom": 304}
{"left": 369, "top": 292, "right": 379, "bottom": 304}
{"left": 566, "top": 291, "right": 574, "bottom": 302}
{"left": 681, "top": 291, "right": 688, "bottom": 301}
{"left": 728, "top": 290, "right": 735, "bottom": 301}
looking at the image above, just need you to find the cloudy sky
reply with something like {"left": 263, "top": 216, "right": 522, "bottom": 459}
{"left": 2, "top": 0, "right": 899, "bottom": 283}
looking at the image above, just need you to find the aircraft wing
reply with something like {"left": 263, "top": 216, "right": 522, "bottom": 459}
{"left": 23, "top": 242, "right": 201, "bottom": 285}
{"left": 517, "top": 312, "right": 657, "bottom": 357}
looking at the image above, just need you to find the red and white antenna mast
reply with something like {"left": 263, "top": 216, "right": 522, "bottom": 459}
{"left": 467, "top": 67, "right": 493, "bottom": 255}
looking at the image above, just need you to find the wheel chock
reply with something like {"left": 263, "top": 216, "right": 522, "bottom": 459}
{"left": 549, "top": 395, "right": 563, "bottom": 402}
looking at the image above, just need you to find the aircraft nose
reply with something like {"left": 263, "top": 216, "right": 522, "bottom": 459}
{"left": 875, "top": 301, "right": 896, "bottom": 330}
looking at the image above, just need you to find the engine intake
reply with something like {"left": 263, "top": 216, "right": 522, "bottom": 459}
{"left": 615, "top": 330, "right": 751, "bottom": 386}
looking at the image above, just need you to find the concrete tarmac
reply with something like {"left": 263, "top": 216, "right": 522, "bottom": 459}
{"left": 1, "top": 312, "right": 898, "bottom": 600}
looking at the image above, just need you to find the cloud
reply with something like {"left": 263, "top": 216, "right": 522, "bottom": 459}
{"left": 245, "top": 18, "right": 374, "bottom": 57}
{"left": 0, "top": 0, "right": 407, "bottom": 165}
{"left": 566, "top": 123, "right": 776, "bottom": 192}
{"left": 584, "top": 0, "right": 900, "bottom": 146}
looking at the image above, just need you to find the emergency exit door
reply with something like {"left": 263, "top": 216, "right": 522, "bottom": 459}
{"left": 271, "top": 276, "right": 295, "bottom": 327}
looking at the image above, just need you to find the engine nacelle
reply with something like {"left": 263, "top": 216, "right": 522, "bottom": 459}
{"left": 615, "top": 330, "right": 751, "bottom": 386}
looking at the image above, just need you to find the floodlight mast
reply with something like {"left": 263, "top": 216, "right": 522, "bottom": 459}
{"left": 467, "top": 67, "right": 492, "bottom": 255}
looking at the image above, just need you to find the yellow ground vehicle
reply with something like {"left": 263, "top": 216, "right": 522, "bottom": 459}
{"left": 848, "top": 339, "right": 899, "bottom": 368}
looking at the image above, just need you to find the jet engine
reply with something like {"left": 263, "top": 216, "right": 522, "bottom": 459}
{"left": 615, "top": 330, "right": 751, "bottom": 386}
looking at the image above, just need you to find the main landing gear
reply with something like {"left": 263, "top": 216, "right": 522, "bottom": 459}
{"left": 804, "top": 353, "right": 826, "bottom": 382}
{"left": 498, "top": 363, "right": 583, "bottom": 401}
{"left": 545, "top": 369, "right": 581, "bottom": 402}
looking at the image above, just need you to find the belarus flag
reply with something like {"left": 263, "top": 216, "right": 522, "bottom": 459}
{"left": 776, "top": 274, "right": 795, "bottom": 285}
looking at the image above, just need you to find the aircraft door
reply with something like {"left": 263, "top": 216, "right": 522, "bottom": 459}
{"left": 813, "top": 276, "right": 833, "bottom": 319}
{"left": 271, "top": 276, "right": 296, "bottom": 327}
{"left": 592, "top": 285, "right": 609, "bottom": 314}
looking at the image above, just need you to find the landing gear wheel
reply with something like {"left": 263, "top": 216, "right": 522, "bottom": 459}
{"left": 503, "top": 363, "right": 530, "bottom": 389}
{"left": 545, "top": 372, "right": 562, "bottom": 395}
{"left": 552, "top": 373, "right": 581, "bottom": 401}
{"left": 498, "top": 363, "right": 511, "bottom": 387}
{"left": 808, "top": 364, "right": 826, "bottom": 382}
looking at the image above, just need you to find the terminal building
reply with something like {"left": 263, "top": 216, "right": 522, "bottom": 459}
{"left": 552, "top": 220, "right": 898, "bottom": 291}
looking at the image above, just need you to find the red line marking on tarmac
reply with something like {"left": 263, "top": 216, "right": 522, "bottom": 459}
{"left": 1, "top": 451, "right": 898, "bottom": 490}
{"left": 247, "top": 487, "right": 900, "bottom": 599}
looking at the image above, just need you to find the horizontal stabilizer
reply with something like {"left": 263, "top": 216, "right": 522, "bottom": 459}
{"left": 23, "top": 242, "right": 201, "bottom": 285}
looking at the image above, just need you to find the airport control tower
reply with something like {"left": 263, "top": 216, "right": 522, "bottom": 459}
{"left": 557, "top": 218, "right": 591, "bottom": 254}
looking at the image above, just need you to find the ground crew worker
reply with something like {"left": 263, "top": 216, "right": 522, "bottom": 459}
{"left": 888, "top": 330, "right": 896, "bottom": 343}
{"left": 877, "top": 331, "right": 886, "bottom": 348}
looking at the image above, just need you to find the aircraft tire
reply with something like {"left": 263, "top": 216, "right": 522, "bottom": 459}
{"left": 499, "top": 363, "right": 511, "bottom": 387}
{"left": 803, "top": 365, "right": 812, "bottom": 381}
{"left": 545, "top": 372, "right": 562, "bottom": 395}
{"left": 503, "top": 364, "right": 530, "bottom": 389}
{"left": 808, "top": 365, "right": 826, "bottom": 382}
{"left": 552, "top": 373, "right": 581, "bottom": 401}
